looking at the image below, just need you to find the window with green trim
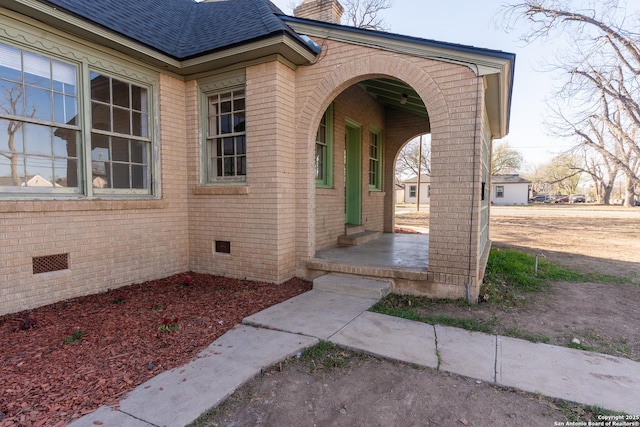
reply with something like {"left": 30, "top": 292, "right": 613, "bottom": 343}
{"left": 368, "top": 129, "right": 382, "bottom": 190}
{"left": 0, "top": 41, "right": 155, "bottom": 196}
{"left": 205, "top": 88, "right": 246, "bottom": 182}
{"left": 315, "top": 105, "right": 333, "bottom": 187}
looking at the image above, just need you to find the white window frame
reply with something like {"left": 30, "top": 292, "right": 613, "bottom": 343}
{"left": 496, "top": 185, "right": 504, "bottom": 198}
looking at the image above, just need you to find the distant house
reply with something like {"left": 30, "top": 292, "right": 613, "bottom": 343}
{"left": 402, "top": 175, "right": 431, "bottom": 204}
{"left": 491, "top": 174, "right": 531, "bottom": 205}
{"left": 394, "top": 183, "right": 405, "bottom": 204}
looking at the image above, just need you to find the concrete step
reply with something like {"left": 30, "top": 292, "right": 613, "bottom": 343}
{"left": 345, "top": 224, "right": 365, "bottom": 236}
{"left": 313, "top": 273, "right": 391, "bottom": 299}
{"left": 338, "top": 230, "right": 381, "bottom": 246}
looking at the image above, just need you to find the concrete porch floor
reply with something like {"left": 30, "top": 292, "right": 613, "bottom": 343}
{"left": 308, "top": 233, "right": 430, "bottom": 281}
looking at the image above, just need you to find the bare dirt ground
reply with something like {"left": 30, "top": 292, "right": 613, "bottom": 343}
{"left": 196, "top": 205, "right": 640, "bottom": 427}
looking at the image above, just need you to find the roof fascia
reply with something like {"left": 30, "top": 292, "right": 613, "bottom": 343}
{"left": 179, "top": 35, "right": 316, "bottom": 75}
{"left": 283, "top": 17, "right": 515, "bottom": 137}
{"left": 282, "top": 18, "right": 514, "bottom": 76}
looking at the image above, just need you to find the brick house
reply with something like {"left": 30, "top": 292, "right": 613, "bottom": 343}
{"left": 0, "top": 0, "right": 514, "bottom": 315}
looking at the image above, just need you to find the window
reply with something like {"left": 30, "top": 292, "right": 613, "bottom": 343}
{"left": 205, "top": 89, "right": 246, "bottom": 182}
{"left": 0, "top": 43, "right": 79, "bottom": 193}
{"left": 409, "top": 185, "right": 416, "bottom": 198}
{"left": 90, "top": 73, "right": 151, "bottom": 192}
{"left": 315, "top": 105, "right": 333, "bottom": 187}
{"left": 0, "top": 41, "right": 155, "bottom": 197}
{"left": 496, "top": 185, "right": 504, "bottom": 198}
{"left": 368, "top": 129, "right": 382, "bottom": 190}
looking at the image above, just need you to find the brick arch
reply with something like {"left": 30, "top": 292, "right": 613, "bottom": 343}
{"left": 297, "top": 55, "right": 450, "bottom": 143}
{"left": 295, "top": 53, "right": 454, "bottom": 263}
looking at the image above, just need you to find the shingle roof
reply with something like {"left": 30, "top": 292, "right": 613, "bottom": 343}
{"left": 36, "top": 0, "right": 306, "bottom": 60}
{"left": 491, "top": 174, "right": 531, "bottom": 184}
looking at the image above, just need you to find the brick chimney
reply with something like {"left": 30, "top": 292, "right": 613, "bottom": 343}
{"left": 293, "top": 0, "right": 344, "bottom": 24}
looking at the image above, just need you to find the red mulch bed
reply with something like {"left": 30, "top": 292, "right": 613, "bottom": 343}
{"left": 0, "top": 273, "right": 312, "bottom": 426}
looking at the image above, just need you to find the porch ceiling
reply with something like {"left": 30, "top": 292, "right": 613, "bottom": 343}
{"left": 358, "top": 78, "right": 429, "bottom": 119}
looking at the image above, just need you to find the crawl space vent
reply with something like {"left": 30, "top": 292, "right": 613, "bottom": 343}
{"left": 33, "top": 253, "right": 69, "bottom": 274}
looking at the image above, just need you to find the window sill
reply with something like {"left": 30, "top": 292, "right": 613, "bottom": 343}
{"left": 0, "top": 198, "right": 167, "bottom": 213}
{"left": 192, "top": 185, "right": 250, "bottom": 196}
{"left": 369, "top": 190, "right": 385, "bottom": 196}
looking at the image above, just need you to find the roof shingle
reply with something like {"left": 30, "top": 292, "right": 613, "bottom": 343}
{"left": 36, "top": 0, "right": 300, "bottom": 59}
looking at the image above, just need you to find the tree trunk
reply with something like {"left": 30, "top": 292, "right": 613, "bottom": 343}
{"left": 602, "top": 183, "right": 614, "bottom": 205}
{"left": 623, "top": 175, "right": 635, "bottom": 207}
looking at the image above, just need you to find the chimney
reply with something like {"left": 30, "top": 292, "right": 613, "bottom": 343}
{"left": 293, "top": 0, "right": 344, "bottom": 24}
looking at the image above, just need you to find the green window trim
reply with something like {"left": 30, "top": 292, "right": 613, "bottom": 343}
{"left": 315, "top": 104, "right": 334, "bottom": 188}
{"left": 368, "top": 127, "right": 382, "bottom": 191}
{"left": 198, "top": 71, "right": 247, "bottom": 185}
{"left": 0, "top": 37, "right": 157, "bottom": 198}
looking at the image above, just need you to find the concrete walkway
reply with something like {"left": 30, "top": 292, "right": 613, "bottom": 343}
{"left": 70, "top": 288, "right": 640, "bottom": 426}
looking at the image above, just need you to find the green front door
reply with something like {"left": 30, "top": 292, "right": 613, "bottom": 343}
{"left": 345, "top": 123, "right": 361, "bottom": 225}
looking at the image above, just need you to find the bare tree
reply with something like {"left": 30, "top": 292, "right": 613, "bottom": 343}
{"left": 491, "top": 139, "right": 523, "bottom": 175}
{"left": 395, "top": 135, "right": 430, "bottom": 182}
{"left": 574, "top": 145, "right": 618, "bottom": 204}
{"left": 504, "top": 0, "right": 640, "bottom": 206}
{"left": 342, "top": 0, "right": 393, "bottom": 30}
{"left": 1, "top": 85, "right": 34, "bottom": 186}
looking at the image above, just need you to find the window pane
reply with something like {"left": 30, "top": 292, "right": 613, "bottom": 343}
{"left": 52, "top": 128, "right": 77, "bottom": 157}
{"left": 112, "top": 79, "right": 130, "bottom": 108}
{"left": 216, "top": 157, "right": 222, "bottom": 177}
{"left": 0, "top": 118, "right": 24, "bottom": 154}
{"left": 233, "top": 112, "right": 245, "bottom": 132}
{"left": 208, "top": 114, "right": 217, "bottom": 136}
{"left": 0, "top": 80, "right": 23, "bottom": 116}
{"left": 220, "top": 95, "right": 231, "bottom": 113}
{"left": 91, "top": 102, "right": 110, "bottom": 131}
{"left": 25, "top": 155, "right": 53, "bottom": 187}
{"left": 223, "top": 137, "right": 234, "bottom": 155}
{"left": 54, "top": 93, "right": 78, "bottom": 125}
{"left": 131, "top": 111, "right": 148, "bottom": 137}
{"left": 23, "top": 51, "right": 50, "bottom": 89}
{"left": 131, "top": 164, "right": 146, "bottom": 189}
{"left": 220, "top": 113, "right": 232, "bottom": 133}
{"left": 235, "top": 136, "right": 246, "bottom": 155}
{"left": 236, "top": 156, "right": 246, "bottom": 176}
{"left": 53, "top": 158, "right": 73, "bottom": 187}
{"left": 112, "top": 107, "right": 130, "bottom": 134}
{"left": 131, "top": 140, "right": 146, "bottom": 164}
{"left": 90, "top": 73, "right": 110, "bottom": 102}
{"left": 223, "top": 157, "right": 234, "bottom": 176}
{"left": 131, "top": 85, "right": 147, "bottom": 112}
{"left": 0, "top": 43, "right": 22, "bottom": 82}
{"left": 52, "top": 61, "right": 76, "bottom": 95}
{"left": 24, "top": 123, "right": 51, "bottom": 156}
{"left": 25, "top": 86, "right": 53, "bottom": 121}
{"left": 233, "top": 96, "right": 245, "bottom": 111}
{"left": 112, "top": 163, "right": 130, "bottom": 188}
{"left": 315, "top": 144, "right": 324, "bottom": 180}
{"left": 112, "top": 137, "right": 129, "bottom": 162}
{"left": 0, "top": 118, "right": 24, "bottom": 185}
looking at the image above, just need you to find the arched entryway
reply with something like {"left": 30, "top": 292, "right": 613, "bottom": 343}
{"left": 293, "top": 38, "right": 493, "bottom": 302}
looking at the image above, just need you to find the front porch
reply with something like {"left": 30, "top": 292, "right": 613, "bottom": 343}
{"left": 307, "top": 233, "right": 431, "bottom": 285}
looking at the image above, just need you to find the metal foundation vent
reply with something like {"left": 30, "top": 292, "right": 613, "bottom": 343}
{"left": 33, "top": 253, "right": 69, "bottom": 274}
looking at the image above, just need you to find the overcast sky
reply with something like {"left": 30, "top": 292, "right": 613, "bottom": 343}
{"left": 269, "top": 0, "right": 584, "bottom": 169}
